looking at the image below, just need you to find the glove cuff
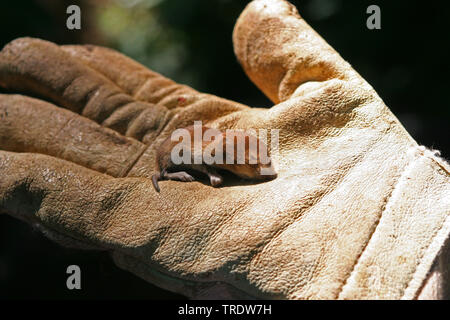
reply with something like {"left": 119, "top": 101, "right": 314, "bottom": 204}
{"left": 339, "top": 146, "right": 450, "bottom": 299}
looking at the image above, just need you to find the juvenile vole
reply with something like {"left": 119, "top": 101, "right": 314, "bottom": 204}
{"left": 151, "top": 125, "right": 277, "bottom": 192}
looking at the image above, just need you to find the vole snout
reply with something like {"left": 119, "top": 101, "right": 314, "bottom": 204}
{"left": 258, "top": 165, "right": 278, "bottom": 180}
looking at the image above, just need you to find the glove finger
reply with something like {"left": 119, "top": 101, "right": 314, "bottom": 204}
{"left": 60, "top": 44, "right": 253, "bottom": 137}
{"left": 0, "top": 150, "right": 156, "bottom": 249}
{"left": 0, "top": 38, "right": 249, "bottom": 144}
{"left": 61, "top": 44, "right": 199, "bottom": 104}
{"left": 0, "top": 37, "right": 168, "bottom": 143}
{"left": 233, "top": 0, "right": 363, "bottom": 104}
{"left": 0, "top": 94, "right": 146, "bottom": 177}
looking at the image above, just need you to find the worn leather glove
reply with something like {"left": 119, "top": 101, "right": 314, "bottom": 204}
{"left": 0, "top": 0, "right": 449, "bottom": 299}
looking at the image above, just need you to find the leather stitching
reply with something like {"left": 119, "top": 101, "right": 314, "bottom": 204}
{"left": 336, "top": 145, "right": 422, "bottom": 299}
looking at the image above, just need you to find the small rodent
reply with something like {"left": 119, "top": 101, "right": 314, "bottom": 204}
{"left": 151, "top": 125, "right": 277, "bottom": 192}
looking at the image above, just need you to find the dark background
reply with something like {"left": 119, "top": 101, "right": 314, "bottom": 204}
{"left": 0, "top": 0, "right": 448, "bottom": 299}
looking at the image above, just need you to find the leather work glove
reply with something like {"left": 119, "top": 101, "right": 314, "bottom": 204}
{"left": 0, "top": 0, "right": 449, "bottom": 299}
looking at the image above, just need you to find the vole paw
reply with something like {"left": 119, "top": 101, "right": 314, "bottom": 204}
{"left": 178, "top": 172, "right": 195, "bottom": 182}
{"left": 165, "top": 171, "right": 195, "bottom": 182}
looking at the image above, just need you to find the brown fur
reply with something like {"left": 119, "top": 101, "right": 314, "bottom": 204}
{"left": 151, "top": 125, "right": 277, "bottom": 192}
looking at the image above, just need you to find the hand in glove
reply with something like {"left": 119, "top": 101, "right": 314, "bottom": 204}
{"left": 1, "top": 0, "right": 449, "bottom": 299}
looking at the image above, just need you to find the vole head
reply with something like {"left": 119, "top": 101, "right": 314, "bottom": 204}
{"left": 226, "top": 158, "right": 277, "bottom": 181}
{"left": 215, "top": 130, "right": 278, "bottom": 181}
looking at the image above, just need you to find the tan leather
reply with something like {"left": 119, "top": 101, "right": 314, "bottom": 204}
{"left": 0, "top": 0, "right": 448, "bottom": 299}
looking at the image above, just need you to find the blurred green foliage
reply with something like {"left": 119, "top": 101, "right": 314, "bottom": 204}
{"left": 97, "top": 0, "right": 192, "bottom": 85}
{"left": 95, "top": 0, "right": 263, "bottom": 106}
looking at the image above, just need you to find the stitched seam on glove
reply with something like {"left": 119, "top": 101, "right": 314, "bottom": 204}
{"left": 402, "top": 150, "right": 450, "bottom": 299}
{"left": 336, "top": 145, "right": 425, "bottom": 298}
